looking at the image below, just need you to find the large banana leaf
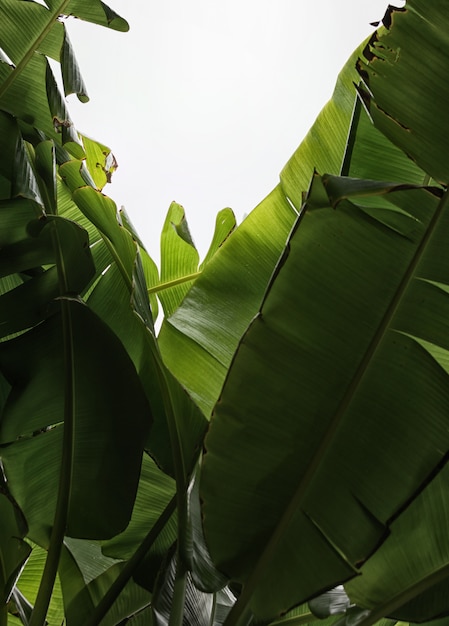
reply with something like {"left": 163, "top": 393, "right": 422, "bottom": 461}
{"left": 0, "top": 299, "right": 152, "bottom": 544}
{"left": 158, "top": 36, "right": 427, "bottom": 418}
{"left": 201, "top": 176, "right": 449, "bottom": 622}
{"left": 198, "top": 2, "right": 449, "bottom": 623}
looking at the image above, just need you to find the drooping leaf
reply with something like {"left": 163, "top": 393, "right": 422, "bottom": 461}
{"left": 72, "top": 186, "right": 138, "bottom": 281}
{"left": 72, "top": 184, "right": 207, "bottom": 477}
{"left": 12, "top": 134, "right": 45, "bottom": 207}
{"left": 84, "top": 233, "right": 206, "bottom": 478}
{"left": 101, "top": 452, "right": 177, "bottom": 592}
{"left": 0, "top": 299, "right": 152, "bottom": 544}
{"left": 45, "top": 0, "right": 129, "bottom": 32}
{"left": 186, "top": 468, "right": 228, "bottom": 594}
{"left": 0, "top": 215, "right": 95, "bottom": 339}
{"left": 34, "top": 140, "right": 57, "bottom": 214}
{"left": 45, "top": 61, "right": 84, "bottom": 158}
{"left": 61, "top": 29, "right": 89, "bottom": 103}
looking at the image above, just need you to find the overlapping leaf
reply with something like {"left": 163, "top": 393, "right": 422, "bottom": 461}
{"left": 158, "top": 36, "right": 427, "bottom": 419}
{"left": 60, "top": 539, "right": 152, "bottom": 626}
{"left": 0, "top": 299, "right": 152, "bottom": 544}
{"left": 0, "top": 491, "right": 31, "bottom": 608}
{"left": 201, "top": 174, "right": 449, "bottom": 622}
{"left": 0, "top": 0, "right": 127, "bottom": 161}
{"left": 345, "top": 463, "right": 449, "bottom": 623}
{"left": 357, "top": 2, "right": 449, "bottom": 184}
{"left": 70, "top": 186, "right": 207, "bottom": 476}
{"left": 13, "top": 543, "right": 65, "bottom": 626}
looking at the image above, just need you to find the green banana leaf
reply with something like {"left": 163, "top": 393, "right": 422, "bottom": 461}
{"left": 200, "top": 175, "right": 449, "bottom": 622}
{"left": 70, "top": 185, "right": 207, "bottom": 477}
{"left": 59, "top": 538, "right": 152, "bottom": 626}
{"left": 13, "top": 544, "right": 65, "bottom": 626}
{"left": 3, "top": 2, "right": 449, "bottom": 626}
{"left": 158, "top": 185, "right": 296, "bottom": 416}
{"left": 198, "top": 3, "right": 449, "bottom": 624}
{"left": 0, "top": 299, "right": 152, "bottom": 544}
{"left": 159, "top": 202, "right": 200, "bottom": 318}
{"left": 356, "top": 1, "right": 449, "bottom": 184}
{"left": 158, "top": 37, "right": 427, "bottom": 419}
{"left": 151, "top": 549, "right": 235, "bottom": 626}
{"left": 345, "top": 463, "right": 449, "bottom": 623}
{"left": 0, "top": 492, "right": 31, "bottom": 607}
{"left": 101, "top": 452, "right": 177, "bottom": 591}
{"left": 156, "top": 204, "right": 236, "bottom": 319}
{"left": 0, "top": 0, "right": 127, "bottom": 161}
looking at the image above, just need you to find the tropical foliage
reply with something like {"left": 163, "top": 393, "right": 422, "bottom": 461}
{"left": 0, "top": 1, "right": 448, "bottom": 625}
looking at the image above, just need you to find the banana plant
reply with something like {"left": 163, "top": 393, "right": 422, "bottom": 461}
{"left": 1, "top": 1, "right": 449, "bottom": 626}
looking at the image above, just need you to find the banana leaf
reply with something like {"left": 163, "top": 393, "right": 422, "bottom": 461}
{"left": 345, "top": 462, "right": 449, "bottom": 623}
{"left": 13, "top": 544, "right": 65, "bottom": 626}
{"left": 0, "top": 299, "right": 152, "bottom": 544}
{"left": 0, "top": 492, "right": 31, "bottom": 607}
{"left": 194, "top": 3, "right": 449, "bottom": 624}
{"left": 200, "top": 174, "right": 449, "bottom": 623}
{"left": 158, "top": 35, "right": 427, "bottom": 419}
{"left": 158, "top": 202, "right": 200, "bottom": 318}
{"left": 0, "top": 0, "right": 127, "bottom": 160}
{"left": 59, "top": 539, "right": 152, "bottom": 626}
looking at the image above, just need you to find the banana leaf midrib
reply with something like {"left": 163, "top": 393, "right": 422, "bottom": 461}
{"left": 224, "top": 181, "right": 449, "bottom": 626}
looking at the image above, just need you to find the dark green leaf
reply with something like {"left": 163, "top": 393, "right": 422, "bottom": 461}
{"left": 101, "top": 452, "right": 177, "bottom": 592}
{"left": 0, "top": 490, "right": 31, "bottom": 605}
{"left": 0, "top": 215, "right": 95, "bottom": 339}
{"left": 357, "top": 2, "right": 449, "bottom": 184}
{"left": 186, "top": 469, "right": 228, "bottom": 593}
{"left": 201, "top": 178, "right": 449, "bottom": 621}
{"left": 0, "top": 299, "right": 152, "bottom": 543}
{"left": 61, "top": 29, "right": 89, "bottom": 103}
{"left": 345, "top": 463, "right": 449, "bottom": 623}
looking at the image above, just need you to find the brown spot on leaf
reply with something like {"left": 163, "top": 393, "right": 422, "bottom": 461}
{"left": 362, "top": 32, "right": 379, "bottom": 63}
{"left": 382, "top": 4, "right": 407, "bottom": 29}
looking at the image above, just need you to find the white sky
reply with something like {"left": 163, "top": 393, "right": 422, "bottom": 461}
{"left": 66, "top": 1, "right": 401, "bottom": 262}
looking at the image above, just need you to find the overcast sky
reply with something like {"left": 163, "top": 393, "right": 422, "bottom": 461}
{"left": 65, "top": 1, "right": 402, "bottom": 262}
